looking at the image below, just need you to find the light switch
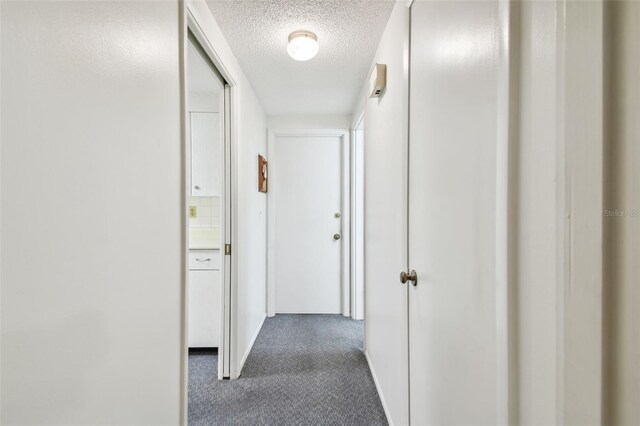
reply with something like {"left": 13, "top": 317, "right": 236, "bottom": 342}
{"left": 189, "top": 206, "right": 197, "bottom": 218}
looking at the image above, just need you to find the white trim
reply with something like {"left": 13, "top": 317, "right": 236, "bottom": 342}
{"left": 341, "top": 129, "right": 351, "bottom": 316}
{"left": 238, "top": 313, "right": 267, "bottom": 375}
{"left": 555, "top": 1, "right": 604, "bottom": 422}
{"left": 350, "top": 117, "right": 365, "bottom": 321}
{"left": 221, "top": 84, "right": 232, "bottom": 379}
{"left": 0, "top": 0, "right": 3, "bottom": 418}
{"left": 267, "top": 129, "right": 351, "bottom": 317}
{"left": 349, "top": 129, "right": 356, "bottom": 318}
{"left": 266, "top": 131, "right": 277, "bottom": 317}
{"left": 365, "top": 350, "right": 393, "bottom": 426}
{"left": 186, "top": 9, "right": 237, "bottom": 87}
{"left": 495, "top": 0, "right": 519, "bottom": 424}
{"left": 228, "top": 78, "right": 241, "bottom": 381}
{"left": 179, "top": 3, "right": 188, "bottom": 422}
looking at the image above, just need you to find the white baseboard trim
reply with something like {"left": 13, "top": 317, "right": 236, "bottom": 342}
{"left": 238, "top": 313, "right": 267, "bottom": 376}
{"left": 364, "top": 349, "right": 393, "bottom": 426}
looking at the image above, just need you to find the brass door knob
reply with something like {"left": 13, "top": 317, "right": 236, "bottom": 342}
{"left": 400, "top": 270, "right": 418, "bottom": 286}
{"left": 333, "top": 234, "right": 341, "bottom": 240}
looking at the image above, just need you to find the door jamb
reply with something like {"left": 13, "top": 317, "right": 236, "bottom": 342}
{"left": 351, "top": 115, "right": 365, "bottom": 321}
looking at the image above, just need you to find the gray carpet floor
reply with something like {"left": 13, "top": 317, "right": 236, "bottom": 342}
{"left": 188, "top": 314, "right": 388, "bottom": 425}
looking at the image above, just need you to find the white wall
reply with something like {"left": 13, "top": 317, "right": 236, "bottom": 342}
{"left": 267, "top": 114, "right": 350, "bottom": 130}
{"left": 1, "top": 1, "right": 183, "bottom": 424}
{"left": 186, "top": 0, "right": 267, "bottom": 377}
{"left": 0, "top": 1, "right": 268, "bottom": 423}
{"left": 235, "top": 82, "right": 267, "bottom": 370}
{"left": 354, "top": 2, "right": 410, "bottom": 424}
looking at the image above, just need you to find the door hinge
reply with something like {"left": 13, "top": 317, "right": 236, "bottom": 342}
{"left": 225, "top": 244, "right": 231, "bottom": 255}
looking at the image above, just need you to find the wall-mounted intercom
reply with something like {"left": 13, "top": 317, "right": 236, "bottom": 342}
{"left": 369, "top": 63, "right": 387, "bottom": 98}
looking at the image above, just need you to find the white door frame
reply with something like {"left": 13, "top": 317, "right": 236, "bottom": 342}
{"left": 267, "top": 129, "right": 351, "bottom": 317}
{"left": 185, "top": 12, "right": 235, "bottom": 380}
{"left": 180, "top": 3, "right": 241, "bottom": 418}
{"left": 350, "top": 115, "right": 365, "bottom": 320}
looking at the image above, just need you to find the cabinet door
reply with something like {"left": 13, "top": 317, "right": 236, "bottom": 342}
{"left": 188, "top": 269, "right": 221, "bottom": 347}
{"left": 190, "top": 112, "right": 220, "bottom": 197}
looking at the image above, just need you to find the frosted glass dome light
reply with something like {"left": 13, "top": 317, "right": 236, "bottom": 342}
{"left": 287, "top": 30, "right": 319, "bottom": 61}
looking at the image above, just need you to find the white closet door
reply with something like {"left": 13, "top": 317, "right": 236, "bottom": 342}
{"left": 408, "top": 1, "right": 502, "bottom": 424}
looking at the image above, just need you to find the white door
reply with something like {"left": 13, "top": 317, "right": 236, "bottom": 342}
{"left": 408, "top": 1, "right": 502, "bottom": 424}
{"left": 272, "top": 135, "right": 343, "bottom": 313}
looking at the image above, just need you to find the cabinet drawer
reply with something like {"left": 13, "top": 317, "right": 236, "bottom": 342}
{"left": 188, "top": 250, "right": 220, "bottom": 270}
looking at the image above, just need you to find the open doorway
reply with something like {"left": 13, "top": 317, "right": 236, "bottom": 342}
{"left": 184, "top": 30, "right": 232, "bottom": 385}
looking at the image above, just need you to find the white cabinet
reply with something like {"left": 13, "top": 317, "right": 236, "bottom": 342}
{"left": 188, "top": 249, "right": 221, "bottom": 270}
{"left": 188, "top": 249, "right": 221, "bottom": 348}
{"left": 190, "top": 112, "right": 220, "bottom": 196}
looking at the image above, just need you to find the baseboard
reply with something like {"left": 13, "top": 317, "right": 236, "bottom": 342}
{"left": 364, "top": 349, "right": 393, "bottom": 426}
{"left": 238, "top": 313, "right": 267, "bottom": 376}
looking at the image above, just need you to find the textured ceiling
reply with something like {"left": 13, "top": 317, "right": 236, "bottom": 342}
{"left": 206, "top": 0, "right": 395, "bottom": 115}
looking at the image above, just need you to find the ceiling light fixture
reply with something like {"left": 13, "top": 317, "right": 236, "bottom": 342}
{"left": 287, "top": 30, "right": 319, "bottom": 61}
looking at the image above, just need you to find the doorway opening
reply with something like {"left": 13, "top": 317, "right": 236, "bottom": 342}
{"left": 184, "top": 25, "right": 233, "bottom": 398}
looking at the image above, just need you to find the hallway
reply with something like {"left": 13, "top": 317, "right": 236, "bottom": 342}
{"left": 2, "top": 1, "right": 639, "bottom": 424}
{"left": 189, "top": 315, "right": 387, "bottom": 425}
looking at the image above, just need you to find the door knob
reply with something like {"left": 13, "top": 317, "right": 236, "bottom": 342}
{"left": 194, "top": 185, "right": 200, "bottom": 190}
{"left": 333, "top": 234, "right": 341, "bottom": 240}
{"left": 400, "top": 270, "right": 418, "bottom": 286}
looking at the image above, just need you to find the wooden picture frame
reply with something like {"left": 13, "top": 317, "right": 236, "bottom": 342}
{"left": 258, "top": 154, "right": 268, "bottom": 193}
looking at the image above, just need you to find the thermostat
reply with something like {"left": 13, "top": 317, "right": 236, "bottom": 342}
{"left": 369, "top": 63, "right": 387, "bottom": 98}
